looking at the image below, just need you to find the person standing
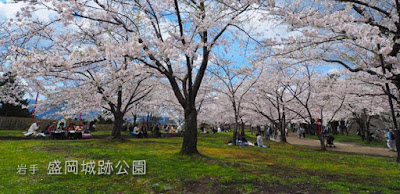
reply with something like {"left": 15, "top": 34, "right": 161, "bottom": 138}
{"left": 300, "top": 125, "right": 306, "bottom": 139}
{"left": 297, "top": 127, "right": 302, "bottom": 139}
{"left": 201, "top": 126, "right": 206, "bottom": 133}
{"left": 261, "top": 126, "right": 265, "bottom": 137}
{"left": 386, "top": 128, "right": 397, "bottom": 151}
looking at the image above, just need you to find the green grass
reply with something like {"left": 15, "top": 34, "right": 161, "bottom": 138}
{"left": 306, "top": 133, "right": 387, "bottom": 148}
{"left": 0, "top": 130, "right": 399, "bottom": 193}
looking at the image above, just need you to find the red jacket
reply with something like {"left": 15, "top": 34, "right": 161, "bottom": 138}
{"left": 65, "top": 125, "right": 75, "bottom": 131}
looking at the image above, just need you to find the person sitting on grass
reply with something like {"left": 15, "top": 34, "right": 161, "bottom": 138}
{"left": 134, "top": 125, "right": 140, "bottom": 134}
{"left": 236, "top": 134, "right": 254, "bottom": 146}
{"left": 66, "top": 123, "right": 78, "bottom": 139}
{"left": 170, "top": 126, "right": 175, "bottom": 134}
{"left": 65, "top": 123, "right": 75, "bottom": 132}
{"left": 130, "top": 125, "right": 141, "bottom": 137}
{"left": 140, "top": 125, "right": 148, "bottom": 138}
{"left": 75, "top": 124, "right": 83, "bottom": 131}
{"left": 256, "top": 133, "right": 268, "bottom": 148}
{"left": 57, "top": 118, "right": 67, "bottom": 130}
{"left": 24, "top": 121, "right": 44, "bottom": 137}
{"left": 46, "top": 122, "right": 56, "bottom": 134}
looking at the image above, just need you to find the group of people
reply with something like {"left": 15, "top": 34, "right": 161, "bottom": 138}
{"left": 227, "top": 133, "right": 268, "bottom": 148}
{"left": 297, "top": 126, "right": 307, "bottom": 139}
{"left": 24, "top": 119, "right": 96, "bottom": 139}
{"left": 162, "top": 125, "right": 182, "bottom": 134}
{"left": 128, "top": 124, "right": 182, "bottom": 138}
{"left": 255, "top": 125, "right": 290, "bottom": 141}
{"left": 201, "top": 125, "right": 230, "bottom": 134}
{"left": 129, "top": 124, "right": 148, "bottom": 138}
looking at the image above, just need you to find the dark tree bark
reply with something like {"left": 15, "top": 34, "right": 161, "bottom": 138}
{"left": 311, "top": 120, "right": 327, "bottom": 151}
{"left": 280, "top": 108, "right": 287, "bottom": 143}
{"left": 232, "top": 114, "right": 239, "bottom": 145}
{"left": 133, "top": 114, "right": 137, "bottom": 128}
{"left": 354, "top": 109, "right": 373, "bottom": 142}
{"left": 112, "top": 111, "right": 124, "bottom": 138}
{"left": 318, "top": 133, "right": 326, "bottom": 151}
{"left": 240, "top": 120, "right": 245, "bottom": 137}
{"left": 332, "top": 121, "right": 339, "bottom": 135}
{"left": 180, "top": 107, "right": 199, "bottom": 155}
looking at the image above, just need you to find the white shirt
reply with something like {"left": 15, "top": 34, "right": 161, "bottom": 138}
{"left": 134, "top": 126, "right": 139, "bottom": 133}
{"left": 257, "top": 135, "right": 264, "bottom": 147}
{"left": 28, "top": 123, "right": 39, "bottom": 133}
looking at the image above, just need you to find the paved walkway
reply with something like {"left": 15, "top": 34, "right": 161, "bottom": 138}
{"left": 270, "top": 135, "right": 396, "bottom": 158}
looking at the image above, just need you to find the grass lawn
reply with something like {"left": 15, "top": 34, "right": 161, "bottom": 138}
{"left": 0, "top": 130, "right": 399, "bottom": 193}
{"left": 306, "top": 133, "right": 387, "bottom": 148}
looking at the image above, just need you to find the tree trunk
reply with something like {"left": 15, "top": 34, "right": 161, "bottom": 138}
{"left": 356, "top": 118, "right": 366, "bottom": 141}
{"left": 280, "top": 124, "right": 287, "bottom": 143}
{"left": 240, "top": 121, "right": 245, "bottom": 136}
{"left": 112, "top": 112, "right": 123, "bottom": 138}
{"left": 394, "top": 130, "right": 400, "bottom": 163}
{"left": 318, "top": 132, "right": 327, "bottom": 151}
{"left": 146, "top": 113, "right": 149, "bottom": 131}
{"left": 133, "top": 114, "right": 137, "bottom": 127}
{"left": 232, "top": 114, "right": 239, "bottom": 145}
{"left": 280, "top": 112, "right": 287, "bottom": 143}
{"left": 233, "top": 122, "right": 238, "bottom": 146}
{"left": 180, "top": 108, "right": 199, "bottom": 155}
{"left": 312, "top": 120, "right": 326, "bottom": 151}
{"left": 365, "top": 116, "right": 372, "bottom": 143}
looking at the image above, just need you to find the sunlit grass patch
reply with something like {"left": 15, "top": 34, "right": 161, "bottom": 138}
{"left": 0, "top": 130, "right": 399, "bottom": 193}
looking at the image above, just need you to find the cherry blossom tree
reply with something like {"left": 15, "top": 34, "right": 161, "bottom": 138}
{"left": 208, "top": 57, "right": 262, "bottom": 144}
{"left": 5, "top": 0, "right": 271, "bottom": 154}
{"left": 6, "top": 4, "right": 155, "bottom": 138}
{"left": 247, "top": 61, "right": 303, "bottom": 143}
{"left": 311, "top": 73, "right": 347, "bottom": 128}
{"left": 267, "top": 0, "right": 400, "bottom": 160}
{"left": 338, "top": 72, "right": 395, "bottom": 142}
{"left": 273, "top": 64, "right": 328, "bottom": 149}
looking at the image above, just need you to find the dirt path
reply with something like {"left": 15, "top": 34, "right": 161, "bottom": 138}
{"left": 270, "top": 135, "right": 396, "bottom": 158}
